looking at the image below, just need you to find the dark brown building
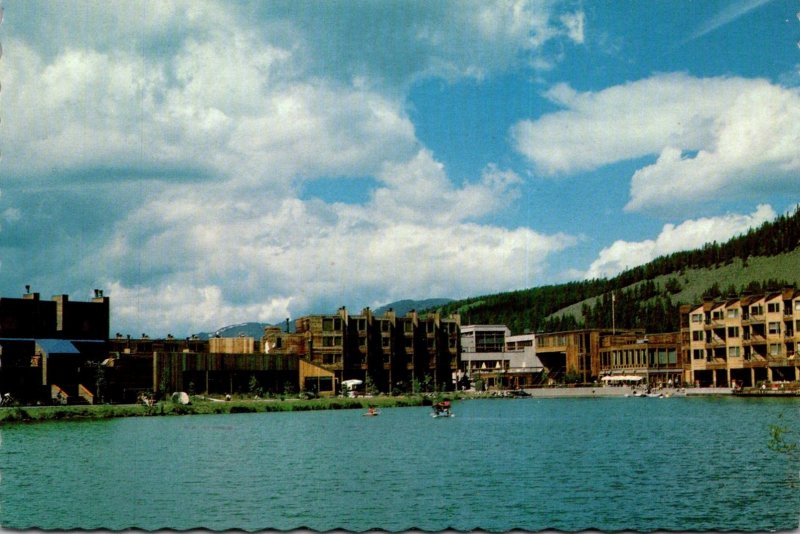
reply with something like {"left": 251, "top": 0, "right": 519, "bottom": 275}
{"left": 0, "top": 290, "right": 110, "bottom": 404}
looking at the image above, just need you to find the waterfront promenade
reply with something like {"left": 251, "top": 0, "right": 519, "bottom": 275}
{"left": 516, "top": 386, "right": 733, "bottom": 398}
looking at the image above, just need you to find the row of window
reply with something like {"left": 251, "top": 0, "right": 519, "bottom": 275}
{"left": 601, "top": 348, "right": 678, "bottom": 367}
{"left": 320, "top": 334, "right": 457, "bottom": 349}
{"left": 691, "top": 320, "right": 799, "bottom": 342}
{"left": 691, "top": 301, "right": 800, "bottom": 324}
{"left": 692, "top": 342, "right": 794, "bottom": 360}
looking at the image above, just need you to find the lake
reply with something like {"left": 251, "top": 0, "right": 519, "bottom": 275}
{"left": 1, "top": 397, "right": 798, "bottom": 531}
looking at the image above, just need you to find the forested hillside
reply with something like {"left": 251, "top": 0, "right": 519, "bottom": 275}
{"left": 426, "top": 206, "right": 800, "bottom": 334}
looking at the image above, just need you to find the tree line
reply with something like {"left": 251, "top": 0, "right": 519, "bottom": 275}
{"left": 429, "top": 205, "right": 800, "bottom": 334}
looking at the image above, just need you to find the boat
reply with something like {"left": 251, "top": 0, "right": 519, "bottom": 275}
{"left": 362, "top": 406, "right": 381, "bottom": 416}
{"left": 431, "top": 400, "right": 454, "bottom": 418}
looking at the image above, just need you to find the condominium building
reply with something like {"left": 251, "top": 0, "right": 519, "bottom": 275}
{"left": 295, "top": 307, "right": 461, "bottom": 393}
{"left": 681, "top": 289, "right": 800, "bottom": 387}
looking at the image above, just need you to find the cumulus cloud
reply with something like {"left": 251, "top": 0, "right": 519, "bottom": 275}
{"left": 99, "top": 152, "right": 573, "bottom": 335}
{"left": 0, "top": 1, "right": 588, "bottom": 335}
{"left": 2, "top": 34, "right": 416, "bottom": 184}
{"left": 584, "top": 204, "right": 776, "bottom": 279}
{"left": 511, "top": 73, "right": 800, "bottom": 212}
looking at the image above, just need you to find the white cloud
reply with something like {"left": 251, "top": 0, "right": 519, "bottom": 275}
{"left": 560, "top": 11, "right": 585, "bottom": 45}
{"left": 99, "top": 152, "right": 573, "bottom": 335}
{"left": 511, "top": 74, "right": 800, "bottom": 212}
{"left": 682, "top": 0, "right": 772, "bottom": 45}
{"left": 2, "top": 34, "right": 416, "bottom": 184}
{"left": 584, "top": 204, "right": 776, "bottom": 279}
{"left": 0, "top": 1, "right": 586, "bottom": 336}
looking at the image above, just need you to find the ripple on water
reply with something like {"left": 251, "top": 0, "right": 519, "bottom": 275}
{"left": 1, "top": 398, "right": 798, "bottom": 531}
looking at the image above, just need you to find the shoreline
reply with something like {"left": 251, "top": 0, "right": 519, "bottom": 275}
{"left": 0, "top": 395, "right": 433, "bottom": 424}
{"left": 2, "top": 386, "right": 790, "bottom": 424}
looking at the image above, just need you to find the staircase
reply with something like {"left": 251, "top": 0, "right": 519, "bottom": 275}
{"left": 50, "top": 384, "right": 95, "bottom": 405}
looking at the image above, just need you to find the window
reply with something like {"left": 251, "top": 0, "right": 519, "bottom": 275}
{"left": 769, "top": 344, "right": 780, "bottom": 356}
{"left": 322, "top": 317, "right": 341, "bottom": 332}
{"left": 322, "top": 336, "right": 341, "bottom": 347}
{"left": 691, "top": 313, "right": 704, "bottom": 323}
{"left": 693, "top": 349, "right": 704, "bottom": 360}
{"left": 712, "top": 310, "right": 724, "bottom": 321}
{"left": 768, "top": 302, "right": 780, "bottom": 313}
{"left": 381, "top": 321, "right": 390, "bottom": 332}
{"left": 727, "top": 308, "right": 739, "bottom": 319}
{"left": 727, "top": 327, "right": 739, "bottom": 338}
{"left": 692, "top": 331, "right": 704, "bottom": 342}
{"left": 751, "top": 305, "right": 764, "bottom": 316}
{"left": 768, "top": 322, "right": 780, "bottom": 335}
{"left": 728, "top": 346, "right": 740, "bottom": 358}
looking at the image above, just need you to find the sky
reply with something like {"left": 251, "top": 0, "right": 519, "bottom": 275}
{"left": 0, "top": 0, "right": 799, "bottom": 337}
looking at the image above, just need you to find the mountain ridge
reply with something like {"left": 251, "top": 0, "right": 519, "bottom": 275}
{"left": 424, "top": 205, "right": 800, "bottom": 334}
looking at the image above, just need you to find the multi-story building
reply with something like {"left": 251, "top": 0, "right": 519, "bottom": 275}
{"left": 295, "top": 307, "right": 460, "bottom": 393}
{"left": 0, "top": 290, "right": 110, "bottom": 403}
{"left": 598, "top": 332, "right": 683, "bottom": 387}
{"left": 681, "top": 289, "right": 800, "bottom": 387}
{"left": 535, "top": 329, "right": 604, "bottom": 383}
{"left": 460, "top": 325, "right": 542, "bottom": 389}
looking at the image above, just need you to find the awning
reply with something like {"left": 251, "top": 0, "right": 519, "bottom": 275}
{"left": 601, "top": 375, "right": 643, "bottom": 382}
{"left": 36, "top": 339, "right": 81, "bottom": 355}
{"left": 341, "top": 379, "right": 363, "bottom": 387}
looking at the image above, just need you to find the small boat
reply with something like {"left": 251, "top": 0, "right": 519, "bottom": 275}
{"left": 363, "top": 406, "right": 381, "bottom": 416}
{"left": 431, "top": 400, "right": 454, "bottom": 418}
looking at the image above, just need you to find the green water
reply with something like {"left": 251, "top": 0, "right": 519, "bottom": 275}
{"left": 1, "top": 397, "right": 798, "bottom": 531}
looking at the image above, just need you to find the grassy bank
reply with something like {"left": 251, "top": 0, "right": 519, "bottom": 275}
{"left": 0, "top": 395, "right": 441, "bottom": 424}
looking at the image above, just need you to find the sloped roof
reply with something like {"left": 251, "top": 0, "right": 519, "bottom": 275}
{"left": 36, "top": 339, "right": 81, "bottom": 355}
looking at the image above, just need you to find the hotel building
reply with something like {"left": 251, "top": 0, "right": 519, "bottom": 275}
{"left": 681, "top": 289, "right": 800, "bottom": 387}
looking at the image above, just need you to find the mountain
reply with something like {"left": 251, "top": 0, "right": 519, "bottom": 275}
{"left": 195, "top": 322, "right": 275, "bottom": 339}
{"left": 427, "top": 205, "right": 800, "bottom": 334}
{"left": 372, "top": 298, "right": 453, "bottom": 316}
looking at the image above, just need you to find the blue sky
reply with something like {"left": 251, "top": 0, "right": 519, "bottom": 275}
{"left": 0, "top": 0, "right": 798, "bottom": 336}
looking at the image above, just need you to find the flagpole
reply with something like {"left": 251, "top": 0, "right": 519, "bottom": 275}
{"left": 612, "top": 293, "right": 616, "bottom": 335}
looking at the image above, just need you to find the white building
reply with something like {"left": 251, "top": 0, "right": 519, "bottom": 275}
{"left": 459, "top": 325, "right": 543, "bottom": 389}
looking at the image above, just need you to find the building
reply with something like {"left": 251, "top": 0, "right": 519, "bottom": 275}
{"left": 295, "top": 307, "right": 461, "bottom": 393}
{"left": 460, "top": 325, "right": 542, "bottom": 389}
{"left": 106, "top": 330, "right": 328, "bottom": 400}
{"left": 598, "top": 332, "right": 683, "bottom": 387}
{"left": 535, "top": 329, "right": 604, "bottom": 383}
{"left": 681, "top": 289, "right": 800, "bottom": 387}
{"left": 0, "top": 290, "right": 110, "bottom": 404}
{"left": 532, "top": 328, "right": 686, "bottom": 387}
